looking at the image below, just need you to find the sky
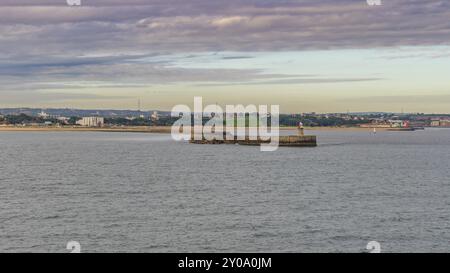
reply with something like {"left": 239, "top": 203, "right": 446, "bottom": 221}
{"left": 0, "top": 0, "right": 450, "bottom": 113}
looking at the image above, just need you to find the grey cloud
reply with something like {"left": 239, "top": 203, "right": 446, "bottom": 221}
{"left": 196, "top": 77, "right": 383, "bottom": 87}
{"left": 221, "top": 56, "right": 254, "bottom": 60}
{"left": 0, "top": 0, "right": 449, "bottom": 53}
{"left": 0, "top": 90, "right": 129, "bottom": 104}
{"left": 0, "top": 0, "right": 449, "bottom": 104}
{"left": 0, "top": 54, "right": 158, "bottom": 76}
{"left": 0, "top": 53, "right": 311, "bottom": 91}
{"left": 343, "top": 95, "right": 450, "bottom": 104}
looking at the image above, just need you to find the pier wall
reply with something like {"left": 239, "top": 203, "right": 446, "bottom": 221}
{"left": 190, "top": 135, "right": 317, "bottom": 147}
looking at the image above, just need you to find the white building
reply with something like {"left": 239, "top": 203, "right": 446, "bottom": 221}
{"left": 77, "top": 117, "right": 104, "bottom": 127}
{"left": 151, "top": 111, "right": 159, "bottom": 121}
{"left": 37, "top": 110, "right": 49, "bottom": 119}
{"left": 57, "top": 117, "right": 70, "bottom": 124}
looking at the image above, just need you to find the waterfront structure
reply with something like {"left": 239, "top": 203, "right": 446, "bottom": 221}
{"left": 361, "top": 119, "right": 411, "bottom": 128}
{"left": 76, "top": 117, "right": 104, "bottom": 127}
{"left": 190, "top": 129, "right": 317, "bottom": 147}
{"left": 431, "top": 119, "right": 450, "bottom": 127}
{"left": 190, "top": 135, "right": 317, "bottom": 147}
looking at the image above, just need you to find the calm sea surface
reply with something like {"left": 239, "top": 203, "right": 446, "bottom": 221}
{"left": 1, "top": 129, "right": 450, "bottom": 253}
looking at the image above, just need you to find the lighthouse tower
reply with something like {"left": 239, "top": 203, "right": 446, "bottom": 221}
{"left": 298, "top": 122, "right": 304, "bottom": 136}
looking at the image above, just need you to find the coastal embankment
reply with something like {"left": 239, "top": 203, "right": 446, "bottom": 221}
{"left": 0, "top": 125, "right": 394, "bottom": 133}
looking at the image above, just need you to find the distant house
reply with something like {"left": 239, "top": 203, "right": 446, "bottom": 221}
{"left": 431, "top": 119, "right": 450, "bottom": 127}
{"left": 431, "top": 120, "right": 441, "bottom": 127}
{"left": 389, "top": 120, "right": 410, "bottom": 128}
{"left": 76, "top": 117, "right": 104, "bottom": 127}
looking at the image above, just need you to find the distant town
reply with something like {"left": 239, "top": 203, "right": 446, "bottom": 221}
{"left": 1, "top": 108, "right": 450, "bottom": 129}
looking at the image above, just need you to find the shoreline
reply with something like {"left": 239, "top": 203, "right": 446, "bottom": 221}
{"left": 0, "top": 125, "right": 398, "bottom": 133}
{"left": 0, "top": 126, "right": 173, "bottom": 133}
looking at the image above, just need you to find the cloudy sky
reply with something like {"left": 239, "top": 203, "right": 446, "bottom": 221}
{"left": 1, "top": 0, "right": 450, "bottom": 113}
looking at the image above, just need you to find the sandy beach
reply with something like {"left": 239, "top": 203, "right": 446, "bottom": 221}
{"left": 0, "top": 126, "right": 173, "bottom": 133}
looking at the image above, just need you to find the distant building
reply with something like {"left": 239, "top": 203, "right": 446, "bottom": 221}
{"left": 37, "top": 110, "right": 49, "bottom": 119}
{"left": 431, "top": 120, "right": 441, "bottom": 127}
{"left": 151, "top": 111, "right": 159, "bottom": 121}
{"left": 441, "top": 120, "right": 450, "bottom": 127}
{"left": 57, "top": 117, "right": 70, "bottom": 124}
{"left": 389, "top": 120, "right": 410, "bottom": 128}
{"left": 431, "top": 119, "right": 450, "bottom": 127}
{"left": 77, "top": 117, "right": 104, "bottom": 127}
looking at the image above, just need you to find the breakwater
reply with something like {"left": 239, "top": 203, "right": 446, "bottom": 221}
{"left": 190, "top": 135, "right": 317, "bottom": 147}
